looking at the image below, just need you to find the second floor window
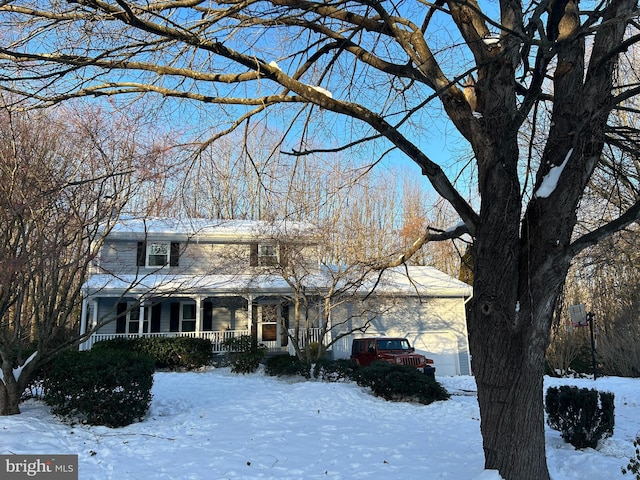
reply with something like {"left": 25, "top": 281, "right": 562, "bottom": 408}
{"left": 148, "top": 242, "right": 169, "bottom": 266}
{"left": 250, "top": 243, "right": 279, "bottom": 266}
{"left": 259, "top": 244, "right": 278, "bottom": 266}
{"left": 137, "top": 241, "right": 180, "bottom": 267}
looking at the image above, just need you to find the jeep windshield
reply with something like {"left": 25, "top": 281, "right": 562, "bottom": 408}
{"left": 377, "top": 339, "right": 411, "bottom": 351}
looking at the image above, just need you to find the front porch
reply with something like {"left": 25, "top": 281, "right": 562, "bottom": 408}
{"left": 80, "top": 328, "right": 331, "bottom": 356}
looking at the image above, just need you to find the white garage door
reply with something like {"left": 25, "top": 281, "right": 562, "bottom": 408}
{"left": 406, "top": 331, "right": 460, "bottom": 376}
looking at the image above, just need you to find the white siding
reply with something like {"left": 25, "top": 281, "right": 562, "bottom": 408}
{"left": 330, "top": 296, "right": 471, "bottom": 376}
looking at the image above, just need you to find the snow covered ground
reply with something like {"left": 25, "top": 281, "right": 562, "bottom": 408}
{"left": 1, "top": 368, "right": 638, "bottom": 479}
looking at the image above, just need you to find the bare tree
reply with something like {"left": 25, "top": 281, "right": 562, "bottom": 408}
{"left": 1, "top": 2, "right": 640, "bottom": 478}
{"left": 0, "top": 103, "right": 136, "bottom": 415}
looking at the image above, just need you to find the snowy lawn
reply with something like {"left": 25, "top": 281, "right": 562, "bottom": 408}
{"left": 1, "top": 368, "right": 638, "bottom": 479}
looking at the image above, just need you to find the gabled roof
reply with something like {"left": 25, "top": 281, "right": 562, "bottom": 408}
{"left": 104, "top": 216, "right": 318, "bottom": 242}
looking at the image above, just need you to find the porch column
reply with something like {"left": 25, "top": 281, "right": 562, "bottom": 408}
{"left": 325, "top": 302, "right": 332, "bottom": 346}
{"left": 247, "top": 294, "right": 253, "bottom": 332}
{"left": 137, "top": 302, "right": 145, "bottom": 337}
{"left": 79, "top": 295, "right": 88, "bottom": 336}
{"left": 91, "top": 300, "right": 98, "bottom": 330}
{"left": 195, "top": 296, "right": 202, "bottom": 335}
{"left": 79, "top": 295, "right": 88, "bottom": 351}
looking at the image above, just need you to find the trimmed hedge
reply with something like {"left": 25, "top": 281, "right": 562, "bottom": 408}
{"left": 221, "top": 335, "right": 267, "bottom": 374}
{"left": 312, "top": 358, "right": 360, "bottom": 382}
{"left": 354, "top": 361, "right": 450, "bottom": 405}
{"left": 264, "top": 355, "right": 449, "bottom": 404}
{"left": 264, "top": 354, "right": 311, "bottom": 378}
{"left": 92, "top": 336, "right": 213, "bottom": 370}
{"left": 44, "top": 349, "right": 154, "bottom": 427}
{"left": 545, "top": 385, "right": 615, "bottom": 449}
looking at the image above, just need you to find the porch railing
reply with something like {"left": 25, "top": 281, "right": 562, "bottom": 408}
{"left": 286, "top": 328, "right": 332, "bottom": 356}
{"left": 81, "top": 327, "right": 333, "bottom": 356}
{"left": 81, "top": 329, "right": 250, "bottom": 352}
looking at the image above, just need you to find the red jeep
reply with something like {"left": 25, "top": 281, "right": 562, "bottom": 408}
{"left": 350, "top": 337, "right": 436, "bottom": 377}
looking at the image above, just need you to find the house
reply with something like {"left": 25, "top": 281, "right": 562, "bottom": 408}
{"left": 80, "top": 217, "right": 473, "bottom": 375}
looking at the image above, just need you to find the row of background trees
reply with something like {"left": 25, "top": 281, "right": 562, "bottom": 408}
{"left": 1, "top": 1, "right": 639, "bottom": 478}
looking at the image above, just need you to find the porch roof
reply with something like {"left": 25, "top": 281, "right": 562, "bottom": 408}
{"left": 83, "top": 266, "right": 472, "bottom": 299}
{"left": 83, "top": 272, "right": 319, "bottom": 297}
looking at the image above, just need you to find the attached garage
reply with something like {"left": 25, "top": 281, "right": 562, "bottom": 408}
{"left": 407, "top": 331, "right": 460, "bottom": 377}
{"left": 330, "top": 266, "right": 472, "bottom": 376}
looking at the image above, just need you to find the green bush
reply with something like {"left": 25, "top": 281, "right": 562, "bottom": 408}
{"left": 545, "top": 385, "right": 615, "bottom": 449}
{"left": 264, "top": 354, "right": 311, "bottom": 378}
{"left": 303, "top": 341, "right": 327, "bottom": 361}
{"left": 93, "top": 336, "right": 213, "bottom": 370}
{"left": 44, "top": 349, "right": 154, "bottom": 427}
{"left": 312, "top": 358, "right": 360, "bottom": 382}
{"left": 355, "top": 361, "right": 450, "bottom": 405}
{"left": 221, "top": 335, "right": 267, "bottom": 374}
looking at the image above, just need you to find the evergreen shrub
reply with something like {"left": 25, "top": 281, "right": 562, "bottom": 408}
{"left": 44, "top": 349, "right": 154, "bottom": 427}
{"left": 92, "top": 336, "right": 213, "bottom": 370}
{"left": 264, "top": 354, "right": 310, "bottom": 378}
{"left": 545, "top": 385, "right": 615, "bottom": 449}
{"left": 221, "top": 335, "right": 267, "bottom": 374}
{"left": 303, "top": 341, "right": 325, "bottom": 361}
{"left": 312, "top": 358, "right": 359, "bottom": 382}
{"left": 355, "top": 361, "right": 450, "bottom": 404}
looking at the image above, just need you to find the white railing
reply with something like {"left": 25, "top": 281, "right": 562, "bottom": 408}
{"left": 286, "top": 328, "right": 332, "bottom": 356}
{"left": 81, "top": 329, "right": 250, "bottom": 352}
{"left": 81, "top": 328, "right": 332, "bottom": 355}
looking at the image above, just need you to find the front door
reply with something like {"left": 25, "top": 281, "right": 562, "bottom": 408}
{"left": 259, "top": 304, "right": 279, "bottom": 349}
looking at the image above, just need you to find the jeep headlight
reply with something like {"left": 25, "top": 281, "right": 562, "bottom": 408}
{"left": 396, "top": 358, "right": 402, "bottom": 364}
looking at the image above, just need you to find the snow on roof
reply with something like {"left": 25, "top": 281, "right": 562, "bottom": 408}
{"left": 360, "top": 266, "right": 472, "bottom": 298}
{"left": 105, "top": 216, "right": 317, "bottom": 240}
{"left": 83, "top": 273, "right": 297, "bottom": 296}
{"left": 84, "top": 265, "right": 471, "bottom": 299}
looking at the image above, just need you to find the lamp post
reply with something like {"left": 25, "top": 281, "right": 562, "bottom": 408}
{"left": 587, "top": 312, "right": 597, "bottom": 380}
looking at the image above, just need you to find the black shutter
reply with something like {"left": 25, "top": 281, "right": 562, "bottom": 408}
{"left": 170, "top": 242, "right": 180, "bottom": 267}
{"left": 203, "top": 300, "right": 213, "bottom": 331}
{"left": 170, "top": 302, "right": 180, "bottom": 332}
{"left": 250, "top": 243, "right": 258, "bottom": 266}
{"left": 280, "top": 303, "right": 289, "bottom": 347}
{"left": 151, "top": 303, "right": 162, "bottom": 333}
{"left": 116, "top": 302, "right": 127, "bottom": 333}
{"left": 136, "top": 242, "right": 146, "bottom": 267}
{"left": 279, "top": 244, "right": 287, "bottom": 267}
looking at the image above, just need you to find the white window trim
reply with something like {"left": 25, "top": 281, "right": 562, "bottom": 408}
{"left": 127, "top": 302, "right": 148, "bottom": 334}
{"left": 146, "top": 242, "right": 170, "bottom": 267}
{"left": 181, "top": 301, "right": 196, "bottom": 332}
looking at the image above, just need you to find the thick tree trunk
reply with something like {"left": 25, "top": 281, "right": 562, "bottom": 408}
{"left": 468, "top": 303, "right": 551, "bottom": 480}
{"left": 469, "top": 218, "right": 569, "bottom": 480}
